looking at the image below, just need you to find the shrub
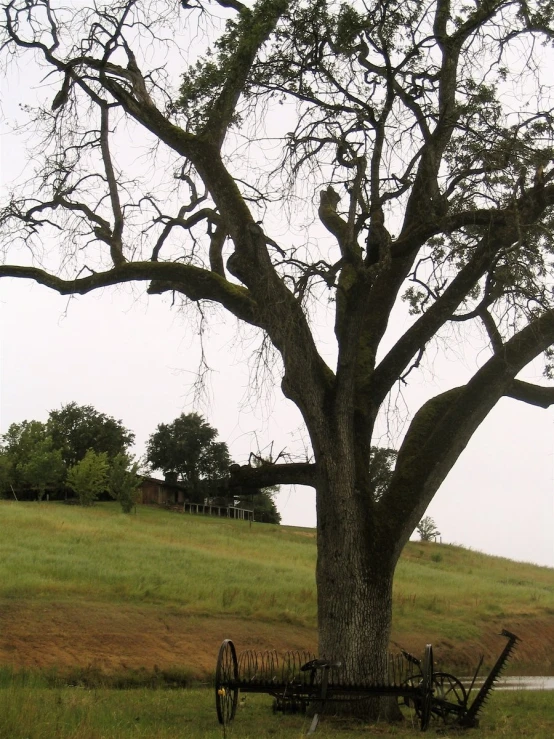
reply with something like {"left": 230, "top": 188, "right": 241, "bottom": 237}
{"left": 66, "top": 450, "right": 109, "bottom": 506}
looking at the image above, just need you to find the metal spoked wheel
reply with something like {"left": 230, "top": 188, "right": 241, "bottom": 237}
{"left": 215, "top": 639, "right": 239, "bottom": 725}
{"left": 419, "top": 645, "right": 434, "bottom": 731}
{"left": 431, "top": 672, "right": 467, "bottom": 724}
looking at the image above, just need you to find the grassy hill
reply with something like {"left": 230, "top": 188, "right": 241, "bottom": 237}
{"left": 1, "top": 500, "right": 553, "bottom": 683}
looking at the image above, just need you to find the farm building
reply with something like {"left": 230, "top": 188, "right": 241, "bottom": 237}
{"left": 138, "top": 476, "right": 254, "bottom": 521}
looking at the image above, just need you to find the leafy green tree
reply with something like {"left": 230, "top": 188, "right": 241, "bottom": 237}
{"left": 2, "top": 421, "right": 48, "bottom": 486}
{"left": 66, "top": 450, "right": 109, "bottom": 506}
{"left": 1, "top": 421, "right": 66, "bottom": 497}
{"left": 47, "top": 403, "right": 134, "bottom": 469}
{"left": 0, "top": 449, "right": 14, "bottom": 498}
{"left": 19, "top": 440, "right": 65, "bottom": 500}
{"left": 3, "top": 0, "right": 554, "bottom": 718}
{"left": 416, "top": 516, "right": 441, "bottom": 542}
{"left": 108, "top": 453, "right": 142, "bottom": 513}
{"left": 146, "top": 413, "right": 231, "bottom": 503}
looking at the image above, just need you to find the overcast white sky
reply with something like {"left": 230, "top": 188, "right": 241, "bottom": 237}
{"left": 1, "top": 3, "right": 553, "bottom": 570}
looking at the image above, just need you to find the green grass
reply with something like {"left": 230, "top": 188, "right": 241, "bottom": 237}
{"left": 1, "top": 501, "right": 553, "bottom": 736}
{"left": 1, "top": 499, "right": 554, "bottom": 679}
{"left": 1, "top": 500, "right": 317, "bottom": 624}
{"left": 2, "top": 500, "right": 553, "bottom": 631}
{"left": 0, "top": 686, "right": 552, "bottom": 738}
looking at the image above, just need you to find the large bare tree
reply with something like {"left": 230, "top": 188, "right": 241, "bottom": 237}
{"left": 2, "top": 0, "right": 554, "bottom": 717}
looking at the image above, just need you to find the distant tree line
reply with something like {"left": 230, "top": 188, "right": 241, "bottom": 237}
{"left": 0, "top": 404, "right": 280, "bottom": 522}
{"left": 0, "top": 402, "right": 139, "bottom": 512}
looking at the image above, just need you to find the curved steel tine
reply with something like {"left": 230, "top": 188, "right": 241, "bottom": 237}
{"left": 283, "top": 650, "right": 297, "bottom": 682}
{"left": 264, "top": 650, "right": 272, "bottom": 680}
{"left": 269, "top": 650, "right": 278, "bottom": 681}
{"left": 298, "top": 651, "right": 308, "bottom": 684}
{"left": 237, "top": 650, "right": 247, "bottom": 680}
{"left": 263, "top": 650, "right": 272, "bottom": 680}
{"left": 260, "top": 650, "right": 269, "bottom": 681}
{"left": 281, "top": 652, "right": 287, "bottom": 683}
{"left": 241, "top": 651, "right": 249, "bottom": 681}
{"left": 256, "top": 651, "right": 265, "bottom": 683}
{"left": 237, "top": 651, "right": 244, "bottom": 680}
{"left": 247, "top": 650, "right": 257, "bottom": 682}
{"left": 243, "top": 650, "right": 251, "bottom": 681}
{"left": 292, "top": 651, "right": 301, "bottom": 680}
{"left": 291, "top": 650, "right": 299, "bottom": 681}
{"left": 281, "top": 651, "right": 289, "bottom": 683}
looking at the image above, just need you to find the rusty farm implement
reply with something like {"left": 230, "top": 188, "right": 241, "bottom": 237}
{"left": 215, "top": 629, "right": 519, "bottom": 733}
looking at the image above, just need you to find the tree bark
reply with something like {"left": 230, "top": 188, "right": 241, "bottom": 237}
{"left": 314, "top": 437, "right": 402, "bottom": 719}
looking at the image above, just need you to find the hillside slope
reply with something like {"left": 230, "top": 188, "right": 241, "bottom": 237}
{"left": 1, "top": 501, "right": 553, "bottom": 679}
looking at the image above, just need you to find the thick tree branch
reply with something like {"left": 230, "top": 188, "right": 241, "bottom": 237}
{"left": 370, "top": 176, "right": 554, "bottom": 404}
{"left": 381, "top": 308, "right": 554, "bottom": 558}
{"left": 228, "top": 461, "right": 317, "bottom": 489}
{"left": 0, "top": 262, "right": 259, "bottom": 326}
{"left": 369, "top": 236, "right": 496, "bottom": 405}
{"left": 479, "top": 309, "right": 504, "bottom": 352}
{"left": 202, "top": 0, "right": 289, "bottom": 148}
{"left": 505, "top": 379, "right": 554, "bottom": 408}
{"left": 212, "top": 0, "right": 247, "bottom": 11}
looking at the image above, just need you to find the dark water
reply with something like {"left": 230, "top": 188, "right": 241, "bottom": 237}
{"left": 462, "top": 676, "right": 554, "bottom": 691}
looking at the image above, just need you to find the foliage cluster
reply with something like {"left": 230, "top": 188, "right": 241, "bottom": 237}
{"left": 416, "top": 516, "right": 441, "bottom": 542}
{"left": 146, "top": 412, "right": 231, "bottom": 503}
{"left": 0, "top": 402, "right": 137, "bottom": 511}
{"left": 1, "top": 405, "right": 278, "bottom": 520}
{"left": 146, "top": 412, "right": 281, "bottom": 522}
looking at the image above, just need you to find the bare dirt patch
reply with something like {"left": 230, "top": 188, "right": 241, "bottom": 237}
{"left": 2, "top": 599, "right": 553, "bottom": 681}
{"left": 0, "top": 599, "right": 317, "bottom": 679}
{"left": 391, "top": 618, "right": 554, "bottom": 675}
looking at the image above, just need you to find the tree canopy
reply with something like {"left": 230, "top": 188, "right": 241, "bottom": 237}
{"left": 66, "top": 449, "right": 110, "bottom": 506}
{"left": 416, "top": 516, "right": 441, "bottom": 542}
{"left": 146, "top": 412, "right": 231, "bottom": 502}
{"left": 0, "top": 420, "right": 65, "bottom": 499}
{"left": 47, "top": 402, "right": 134, "bottom": 468}
{"left": 2, "top": 0, "right": 554, "bottom": 716}
{"left": 108, "top": 452, "right": 142, "bottom": 512}
{"left": 0, "top": 404, "right": 134, "bottom": 500}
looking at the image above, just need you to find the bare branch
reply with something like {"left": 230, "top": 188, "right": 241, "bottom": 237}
{"left": 99, "top": 106, "right": 125, "bottom": 266}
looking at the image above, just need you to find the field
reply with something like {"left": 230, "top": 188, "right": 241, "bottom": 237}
{"left": 1, "top": 500, "right": 554, "bottom": 682}
{"left": 1, "top": 679, "right": 554, "bottom": 738}
{"left": 1, "top": 500, "right": 554, "bottom": 737}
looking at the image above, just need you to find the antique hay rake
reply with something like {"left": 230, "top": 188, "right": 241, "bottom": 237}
{"left": 215, "top": 630, "right": 519, "bottom": 733}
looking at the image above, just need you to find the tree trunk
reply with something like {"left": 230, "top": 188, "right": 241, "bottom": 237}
{"left": 315, "top": 452, "right": 403, "bottom": 720}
